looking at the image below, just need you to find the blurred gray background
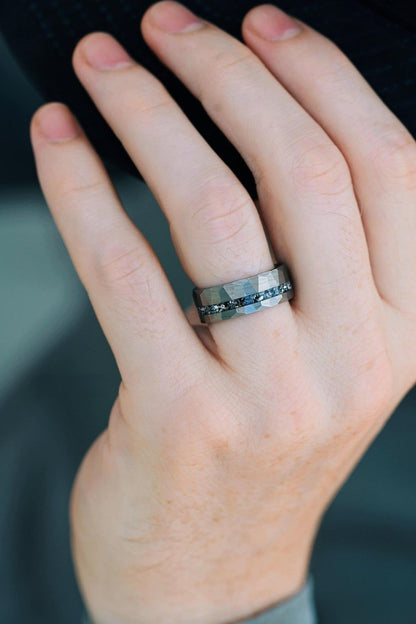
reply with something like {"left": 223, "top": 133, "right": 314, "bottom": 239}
{"left": 0, "top": 28, "right": 415, "bottom": 624}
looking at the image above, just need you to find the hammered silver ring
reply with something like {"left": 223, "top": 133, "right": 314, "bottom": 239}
{"left": 192, "top": 263, "right": 294, "bottom": 324}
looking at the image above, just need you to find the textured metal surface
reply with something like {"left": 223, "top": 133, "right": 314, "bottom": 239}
{"left": 193, "top": 264, "right": 294, "bottom": 323}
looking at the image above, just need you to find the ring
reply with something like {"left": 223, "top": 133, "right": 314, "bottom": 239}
{"left": 192, "top": 263, "right": 294, "bottom": 324}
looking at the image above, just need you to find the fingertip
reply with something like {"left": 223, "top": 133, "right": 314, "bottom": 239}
{"left": 72, "top": 32, "right": 108, "bottom": 70}
{"left": 241, "top": 4, "right": 267, "bottom": 32}
{"left": 72, "top": 31, "right": 134, "bottom": 72}
{"left": 243, "top": 5, "right": 303, "bottom": 42}
{"left": 141, "top": 1, "right": 176, "bottom": 27}
{"left": 72, "top": 32, "right": 97, "bottom": 70}
{"left": 30, "top": 102, "right": 81, "bottom": 144}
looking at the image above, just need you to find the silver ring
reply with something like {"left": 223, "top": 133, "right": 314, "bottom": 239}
{"left": 192, "top": 263, "right": 294, "bottom": 324}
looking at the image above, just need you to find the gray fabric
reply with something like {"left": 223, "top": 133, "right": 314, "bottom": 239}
{"left": 82, "top": 577, "right": 316, "bottom": 624}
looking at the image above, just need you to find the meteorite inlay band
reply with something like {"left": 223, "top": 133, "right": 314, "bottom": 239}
{"left": 192, "top": 264, "right": 294, "bottom": 324}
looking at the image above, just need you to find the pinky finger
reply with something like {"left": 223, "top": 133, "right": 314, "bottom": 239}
{"left": 30, "top": 102, "right": 205, "bottom": 396}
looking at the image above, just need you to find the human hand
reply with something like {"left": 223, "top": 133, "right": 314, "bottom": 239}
{"left": 30, "top": 1, "right": 416, "bottom": 622}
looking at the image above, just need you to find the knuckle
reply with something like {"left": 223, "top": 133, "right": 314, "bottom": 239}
{"left": 97, "top": 242, "right": 154, "bottom": 293}
{"left": 372, "top": 128, "right": 416, "bottom": 190}
{"left": 198, "top": 50, "right": 261, "bottom": 105}
{"left": 98, "top": 245, "right": 169, "bottom": 340}
{"left": 188, "top": 176, "right": 253, "bottom": 246}
{"left": 214, "top": 50, "right": 258, "bottom": 76}
{"left": 135, "top": 92, "right": 174, "bottom": 119}
{"left": 290, "top": 140, "right": 351, "bottom": 196}
{"left": 312, "top": 48, "right": 352, "bottom": 90}
{"left": 58, "top": 177, "right": 106, "bottom": 202}
{"left": 107, "top": 71, "right": 174, "bottom": 119}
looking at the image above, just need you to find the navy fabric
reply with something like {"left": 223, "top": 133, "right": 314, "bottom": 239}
{"left": 0, "top": 0, "right": 416, "bottom": 197}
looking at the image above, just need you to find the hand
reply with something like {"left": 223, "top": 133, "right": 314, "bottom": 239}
{"left": 30, "top": 2, "right": 416, "bottom": 622}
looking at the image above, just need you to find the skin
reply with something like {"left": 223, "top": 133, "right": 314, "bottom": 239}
{"left": 29, "top": 1, "right": 416, "bottom": 623}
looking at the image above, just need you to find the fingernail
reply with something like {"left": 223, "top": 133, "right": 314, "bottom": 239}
{"left": 82, "top": 33, "right": 134, "bottom": 70}
{"left": 36, "top": 103, "right": 80, "bottom": 143}
{"left": 148, "top": 1, "right": 206, "bottom": 33}
{"left": 248, "top": 5, "right": 301, "bottom": 41}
